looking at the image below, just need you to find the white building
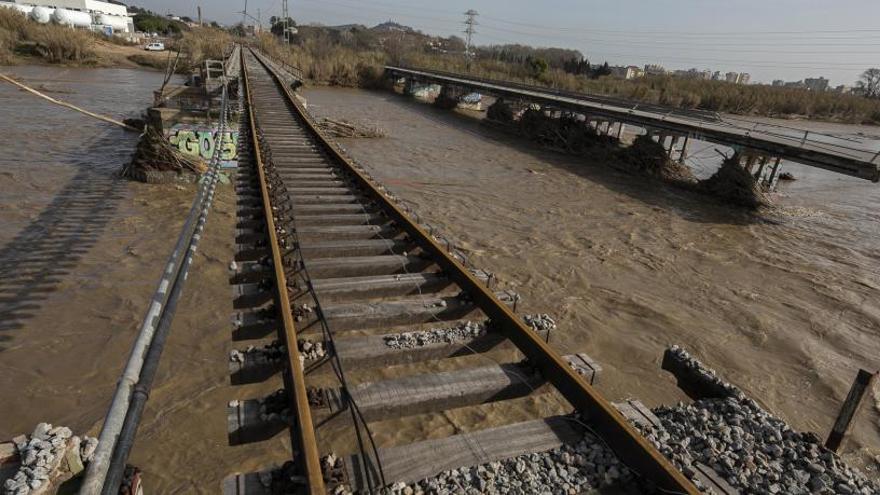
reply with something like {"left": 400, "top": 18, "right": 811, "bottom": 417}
{"left": 6, "top": 0, "right": 134, "bottom": 33}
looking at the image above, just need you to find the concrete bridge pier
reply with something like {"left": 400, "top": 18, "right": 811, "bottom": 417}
{"left": 734, "top": 150, "right": 785, "bottom": 190}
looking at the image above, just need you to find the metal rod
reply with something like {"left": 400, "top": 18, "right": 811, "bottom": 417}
{"left": 825, "top": 369, "right": 877, "bottom": 452}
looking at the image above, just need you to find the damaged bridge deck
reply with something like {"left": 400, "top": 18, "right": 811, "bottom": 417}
{"left": 386, "top": 66, "right": 880, "bottom": 183}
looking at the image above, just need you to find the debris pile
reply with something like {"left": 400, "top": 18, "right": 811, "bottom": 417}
{"left": 517, "top": 109, "right": 614, "bottom": 154}
{"left": 122, "top": 126, "right": 207, "bottom": 182}
{"left": 316, "top": 118, "right": 387, "bottom": 139}
{"left": 486, "top": 98, "right": 514, "bottom": 124}
{"left": 3, "top": 423, "right": 98, "bottom": 495}
{"left": 699, "top": 154, "right": 769, "bottom": 209}
{"left": 616, "top": 134, "right": 697, "bottom": 183}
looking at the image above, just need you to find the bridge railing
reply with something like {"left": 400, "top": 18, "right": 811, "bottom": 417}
{"left": 388, "top": 65, "right": 880, "bottom": 164}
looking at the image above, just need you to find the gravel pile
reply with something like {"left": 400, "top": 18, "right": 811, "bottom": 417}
{"left": 299, "top": 339, "right": 327, "bottom": 360}
{"left": 523, "top": 314, "right": 556, "bottom": 332}
{"left": 383, "top": 321, "right": 487, "bottom": 349}
{"left": 229, "top": 341, "right": 288, "bottom": 364}
{"left": 636, "top": 346, "right": 880, "bottom": 494}
{"left": 642, "top": 397, "right": 879, "bottom": 494}
{"left": 383, "top": 315, "right": 557, "bottom": 349}
{"left": 3, "top": 423, "right": 97, "bottom": 495}
{"left": 389, "top": 425, "right": 635, "bottom": 495}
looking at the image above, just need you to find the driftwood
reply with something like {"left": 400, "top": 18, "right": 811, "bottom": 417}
{"left": 122, "top": 126, "right": 207, "bottom": 179}
{"left": 316, "top": 118, "right": 387, "bottom": 138}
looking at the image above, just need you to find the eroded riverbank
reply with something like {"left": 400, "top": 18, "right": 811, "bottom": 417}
{"left": 302, "top": 86, "right": 880, "bottom": 476}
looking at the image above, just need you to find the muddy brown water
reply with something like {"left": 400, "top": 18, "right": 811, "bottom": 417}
{"left": 301, "top": 87, "right": 880, "bottom": 477}
{"left": 0, "top": 66, "right": 267, "bottom": 493}
{"left": 1, "top": 63, "right": 878, "bottom": 494}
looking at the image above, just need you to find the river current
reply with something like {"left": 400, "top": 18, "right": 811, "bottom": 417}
{"left": 0, "top": 65, "right": 877, "bottom": 491}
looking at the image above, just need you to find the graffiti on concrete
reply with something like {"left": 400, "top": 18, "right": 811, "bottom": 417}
{"left": 166, "top": 124, "right": 238, "bottom": 167}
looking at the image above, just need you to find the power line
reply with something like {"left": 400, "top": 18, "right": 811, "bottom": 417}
{"left": 463, "top": 9, "right": 478, "bottom": 66}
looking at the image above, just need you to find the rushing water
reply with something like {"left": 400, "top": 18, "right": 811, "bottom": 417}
{"left": 303, "top": 87, "right": 880, "bottom": 475}
{"left": 0, "top": 66, "right": 247, "bottom": 493}
{"left": 1, "top": 65, "right": 877, "bottom": 491}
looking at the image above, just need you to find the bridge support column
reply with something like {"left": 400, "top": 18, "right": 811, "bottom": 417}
{"left": 678, "top": 134, "right": 690, "bottom": 164}
{"left": 616, "top": 123, "right": 626, "bottom": 141}
{"left": 763, "top": 157, "right": 783, "bottom": 190}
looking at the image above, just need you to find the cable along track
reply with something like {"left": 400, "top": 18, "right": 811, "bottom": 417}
{"left": 225, "top": 47, "right": 699, "bottom": 495}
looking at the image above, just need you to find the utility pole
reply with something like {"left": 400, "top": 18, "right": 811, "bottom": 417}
{"left": 463, "top": 9, "right": 478, "bottom": 69}
{"left": 257, "top": 8, "right": 261, "bottom": 33}
{"left": 281, "top": 0, "right": 290, "bottom": 44}
{"left": 197, "top": 6, "right": 202, "bottom": 26}
{"left": 241, "top": 0, "right": 248, "bottom": 27}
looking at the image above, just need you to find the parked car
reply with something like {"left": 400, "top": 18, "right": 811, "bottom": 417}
{"left": 145, "top": 42, "right": 165, "bottom": 51}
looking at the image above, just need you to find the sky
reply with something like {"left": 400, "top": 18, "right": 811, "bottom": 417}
{"left": 133, "top": 0, "right": 880, "bottom": 86}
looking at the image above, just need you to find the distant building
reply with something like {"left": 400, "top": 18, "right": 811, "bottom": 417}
{"left": 712, "top": 71, "right": 722, "bottom": 81}
{"left": 725, "top": 72, "right": 750, "bottom": 85}
{"left": 772, "top": 80, "right": 785, "bottom": 87}
{"left": 834, "top": 85, "right": 851, "bottom": 94}
{"left": 628, "top": 65, "right": 645, "bottom": 78}
{"left": 644, "top": 64, "right": 666, "bottom": 76}
{"left": 7, "top": 0, "right": 133, "bottom": 32}
{"left": 672, "top": 68, "right": 710, "bottom": 80}
{"left": 784, "top": 81, "right": 806, "bottom": 89}
{"left": 804, "top": 77, "right": 829, "bottom": 92}
{"left": 610, "top": 65, "right": 638, "bottom": 79}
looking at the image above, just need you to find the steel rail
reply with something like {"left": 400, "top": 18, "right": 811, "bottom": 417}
{"left": 250, "top": 47, "right": 699, "bottom": 495}
{"left": 240, "top": 47, "right": 326, "bottom": 495}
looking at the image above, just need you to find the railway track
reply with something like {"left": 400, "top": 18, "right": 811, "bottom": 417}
{"left": 224, "top": 46, "right": 699, "bottom": 494}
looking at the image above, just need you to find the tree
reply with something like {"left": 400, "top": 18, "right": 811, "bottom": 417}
{"left": 857, "top": 68, "right": 880, "bottom": 98}
{"left": 593, "top": 61, "right": 611, "bottom": 78}
{"left": 270, "top": 17, "right": 295, "bottom": 37}
{"left": 527, "top": 56, "right": 548, "bottom": 77}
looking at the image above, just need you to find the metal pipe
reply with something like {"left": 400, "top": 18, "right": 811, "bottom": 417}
{"left": 80, "top": 79, "right": 231, "bottom": 495}
{"left": 100, "top": 87, "right": 230, "bottom": 495}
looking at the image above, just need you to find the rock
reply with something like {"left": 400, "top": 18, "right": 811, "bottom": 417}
{"left": 81, "top": 437, "right": 98, "bottom": 462}
{"left": 32, "top": 423, "right": 51, "bottom": 441}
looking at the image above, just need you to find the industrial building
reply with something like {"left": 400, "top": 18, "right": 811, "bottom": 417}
{"left": 0, "top": 0, "right": 134, "bottom": 33}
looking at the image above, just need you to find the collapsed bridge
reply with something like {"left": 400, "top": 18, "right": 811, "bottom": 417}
{"left": 386, "top": 66, "right": 880, "bottom": 188}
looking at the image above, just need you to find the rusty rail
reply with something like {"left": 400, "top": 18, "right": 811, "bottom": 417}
{"left": 240, "top": 47, "right": 326, "bottom": 495}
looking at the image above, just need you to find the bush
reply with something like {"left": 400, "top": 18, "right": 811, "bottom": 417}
{"left": 27, "top": 24, "right": 95, "bottom": 63}
{"left": 181, "top": 27, "right": 232, "bottom": 69}
{"left": 0, "top": 8, "right": 95, "bottom": 63}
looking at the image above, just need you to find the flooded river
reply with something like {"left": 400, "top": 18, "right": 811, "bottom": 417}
{"left": 0, "top": 63, "right": 877, "bottom": 494}
{"left": 303, "top": 87, "right": 880, "bottom": 475}
{"left": 0, "top": 65, "right": 244, "bottom": 492}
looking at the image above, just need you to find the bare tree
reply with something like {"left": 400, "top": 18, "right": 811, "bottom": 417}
{"left": 856, "top": 68, "right": 880, "bottom": 98}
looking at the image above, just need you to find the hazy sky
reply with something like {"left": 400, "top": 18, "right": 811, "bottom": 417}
{"left": 135, "top": 0, "right": 880, "bottom": 85}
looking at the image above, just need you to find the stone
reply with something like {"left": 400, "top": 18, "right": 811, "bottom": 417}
{"left": 32, "top": 423, "right": 51, "bottom": 441}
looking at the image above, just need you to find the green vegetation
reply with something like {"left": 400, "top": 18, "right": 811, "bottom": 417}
{"left": 256, "top": 21, "right": 880, "bottom": 124}
{"left": 127, "top": 6, "right": 186, "bottom": 35}
{"left": 0, "top": 8, "right": 95, "bottom": 64}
